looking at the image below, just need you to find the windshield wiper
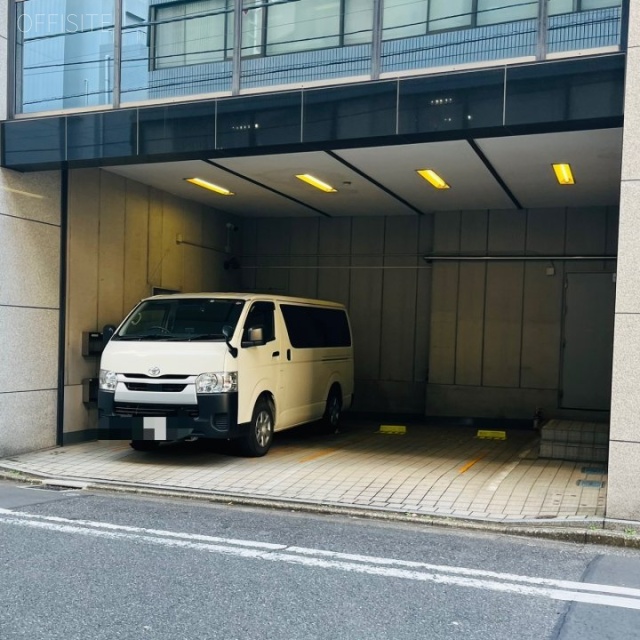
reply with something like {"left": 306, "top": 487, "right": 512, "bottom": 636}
{"left": 116, "top": 334, "right": 177, "bottom": 341}
{"left": 184, "top": 334, "right": 225, "bottom": 341}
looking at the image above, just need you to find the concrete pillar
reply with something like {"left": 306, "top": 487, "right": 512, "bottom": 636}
{"left": 0, "top": 0, "right": 62, "bottom": 456}
{"left": 608, "top": 3, "right": 640, "bottom": 519}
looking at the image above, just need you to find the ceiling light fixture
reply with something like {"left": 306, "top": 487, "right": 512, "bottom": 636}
{"left": 417, "top": 169, "right": 450, "bottom": 190}
{"left": 185, "top": 177, "right": 234, "bottom": 196}
{"left": 295, "top": 174, "right": 337, "bottom": 193}
{"left": 552, "top": 163, "right": 575, "bottom": 185}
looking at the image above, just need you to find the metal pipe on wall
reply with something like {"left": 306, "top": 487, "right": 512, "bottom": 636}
{"left": 422, "top": 255, "right": 617, "bottom": 262}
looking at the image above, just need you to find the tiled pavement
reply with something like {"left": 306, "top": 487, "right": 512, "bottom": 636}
{"left": 0, "top": 420, "right": 608, "bottom": 523}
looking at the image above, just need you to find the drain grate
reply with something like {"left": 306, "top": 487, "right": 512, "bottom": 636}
{"left": 581, "top": 466, "right": 606, "bottom": 475}
{"left": 577, "top": 479, "right": 605, "bottom": 488}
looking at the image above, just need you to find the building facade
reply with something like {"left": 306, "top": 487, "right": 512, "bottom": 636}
{"left": 1, "top": 0, "right": 638, "bottom": 519}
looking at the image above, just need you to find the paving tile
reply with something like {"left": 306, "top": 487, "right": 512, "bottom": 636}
{"left": 0, "top": 421, "right": 608, "bottom": 521}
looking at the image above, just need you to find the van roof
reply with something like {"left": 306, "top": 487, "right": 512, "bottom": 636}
{"left": 144, "top": 292, "right": 346, "bottom": 309}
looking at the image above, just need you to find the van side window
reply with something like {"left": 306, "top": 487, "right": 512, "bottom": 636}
{"left": 244, "top": 301, "right": 276, "bottom": 343}
{"left": 280, "top": 305, "right": 351, "bottom": 348}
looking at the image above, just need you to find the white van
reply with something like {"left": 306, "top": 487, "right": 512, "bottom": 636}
{"left": 98, "top": 293, "right": 354, "bottom": 456}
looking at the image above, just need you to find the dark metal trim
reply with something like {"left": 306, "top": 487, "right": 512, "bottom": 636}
{"left": 204, "top": 159, "right": 333, "bottom": 218}
{"left": 56, "top": 168, "right": 69, "bottom": 447}
{"left": 620, "top": 0, "right": 630, "bottom": 51}
{"left": 325, "top": 149, "right": 425, "bottom": 216}
{"left": 422, "top": 255, "right": 618, "bottom": 262}
{"left": 467, "top": 138, "right": 523, "bottom": 210}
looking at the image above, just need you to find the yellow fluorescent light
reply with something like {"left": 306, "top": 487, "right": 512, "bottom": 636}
{"left": 295, "top": 174, "right": 337, "bottom": 193}
{"left": 417, "top": 169, "right": 450, "bottom": 190}
{"left": 185, "top": 177, "right": 234, "bottom": 196}
{"left": 552, "top": 163, "right": 575, "bottom": 185}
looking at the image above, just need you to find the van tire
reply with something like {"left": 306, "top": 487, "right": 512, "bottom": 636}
{"left": 130, "top": 440, "right": 160, "bottom": 452}
{"left": 322, "top": 387, "right": 342, "bottom": 433}
{"left": 238, "top": 397, "right": 274, "bottom": 457}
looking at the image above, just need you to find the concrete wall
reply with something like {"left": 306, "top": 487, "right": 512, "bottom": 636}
{"left": 608, "top": 1, "right": 640, "bottom": 520}
{"left": 243, "top": 207, "right": 617, "bottom": 417}
{"left": 242, "top": 216, "right": 433, "bottom": 414}
{"left": 427, "top": 207, "right": 617, "bottom": 420}
{"left": 0, "top": 0, "right": 62, "bottom": 457}
{"left": 64, "top": 169, "right": 242, "bottom": 440}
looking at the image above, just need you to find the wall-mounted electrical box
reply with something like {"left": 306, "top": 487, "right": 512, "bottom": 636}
{"left": 82, "top": 378, "right": 98, "bottom": 404}
{"left": 82, "top": 332, "right": 104, "bottom": 357}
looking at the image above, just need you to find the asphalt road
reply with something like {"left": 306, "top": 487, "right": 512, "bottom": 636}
{"left": 1, "top": 481, "right": 639, "bottom": 640}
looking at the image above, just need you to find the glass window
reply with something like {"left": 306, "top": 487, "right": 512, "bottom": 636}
{"left": 154, "top": 0, "right": 230, "bottom": 69}
{"left": 267, "top": 0, "right": 341, "bottom": 55}
{"left": 344, "top": 0, "right": 374, "bottom": 45}
{"left": 383, "top": 0, "right": 427, "bottom": 40}
{"left": 476, "top": 0, "right": 538, "bottom": 26}
{"left": 241, "top": 0, "right": 264, "bottom": 56}
{"left": 548, "top": 0, "right": 576, "bottom": 15}
{"left": 548, "top": 0, "right": 621, "bottom": 16}
{"left": 16, "top": 0, "right": 115, "bottom": 113}
{"left": 281, "top": 305, "right": 351, "bottom": 348}
{"left": 116, "top": 299, "right": 245, "bottom": 340}
{"left": 581, "top": 0, "right": 622, "bottom": 9}
{"left": 244, "top": 302, "right": 276, "bottom": 343}
{"left": 428, "top": 0, "right": 473, "bottom": 31}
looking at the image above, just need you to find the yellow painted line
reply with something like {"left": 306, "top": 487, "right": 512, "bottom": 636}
{"left": 476, "top": 430, "right": 506, "bottom": 440}
{"left": 378, "top": 425, "right": 407, "bottom": 435}
{"left": 298, "top": 448, "right": 338, "bottom": 463}
{"left": 458, "top": 452, "right": 488, "bottom": 474}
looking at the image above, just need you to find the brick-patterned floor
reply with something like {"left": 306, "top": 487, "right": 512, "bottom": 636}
{"left": 0, "top": 420, "right": 607, "bottom": 522}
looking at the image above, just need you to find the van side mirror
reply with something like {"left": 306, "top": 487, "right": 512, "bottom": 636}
{"left": 242, "top": 326, "right": 265, "bottom": 348}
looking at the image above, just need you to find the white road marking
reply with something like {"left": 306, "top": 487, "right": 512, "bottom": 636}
{"left": 486, "top": 446, "right": 532, "bottom": 492}
{"left": 1, "top": 508, "right": 639, "bottom": 610}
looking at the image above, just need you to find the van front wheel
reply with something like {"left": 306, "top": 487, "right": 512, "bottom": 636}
{"left": 238, "top": 398, "right": 274, "bottom": 457}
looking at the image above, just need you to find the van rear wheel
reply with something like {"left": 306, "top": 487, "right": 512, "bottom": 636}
{"left": 322, "top": 388, "right": 342, "bottom": 433}
{"left": 238, "top": 398, "right": 274, "bottom": 457}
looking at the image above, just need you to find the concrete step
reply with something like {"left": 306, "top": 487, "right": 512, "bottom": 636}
{"left": 539, "top": 419, "right": 609, "bottom": 463}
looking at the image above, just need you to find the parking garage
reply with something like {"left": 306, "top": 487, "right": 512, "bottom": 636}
{"left": 0, "top": 51, "right": 623, "bottom": 454}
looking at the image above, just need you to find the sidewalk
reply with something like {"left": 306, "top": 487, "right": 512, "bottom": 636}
{"left": 0, "top": 419, "right": 608, "bottom": 527}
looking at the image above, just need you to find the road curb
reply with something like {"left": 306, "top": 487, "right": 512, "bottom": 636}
{"left": 1, "top": 466, "right": 639, "bottom": 549}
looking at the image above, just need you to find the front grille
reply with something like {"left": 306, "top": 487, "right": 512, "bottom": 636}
{"left": 114, "top": 403, "right": 198, "bottom": 418}
{"left": 123, "top": 374, "right": 190, "bottom": 380}
{"left": 214, "top": 414, "right": 230, "bottom": 430}
{"left": 124, "top": 383, "right": 187, "bottom": 392}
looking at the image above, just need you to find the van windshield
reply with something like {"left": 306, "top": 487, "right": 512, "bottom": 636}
{"left": 114, "top": 298, "right": 245, "bottom": 341}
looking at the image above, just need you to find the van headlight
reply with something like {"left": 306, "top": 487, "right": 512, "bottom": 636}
{"left": 196, "top": 372, "right": 238, "bottom": 394}
{"left": 99, "top": 369, "right": 118, "bottom": 392}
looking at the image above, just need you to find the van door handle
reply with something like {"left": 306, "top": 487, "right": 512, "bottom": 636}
{"left": 287, "top": 349, "right": 291, "bottom": 361}
{"left": 272, "top": 351, "right": 280, "bottom": 358}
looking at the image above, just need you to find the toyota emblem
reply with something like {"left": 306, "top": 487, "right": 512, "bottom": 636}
{"left": 148, "top": 366, "right": 161, "bottom": 377}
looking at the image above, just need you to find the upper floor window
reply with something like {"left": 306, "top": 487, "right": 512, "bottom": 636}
{"left": 153, "top": 0, "right": 233, "bottom": 69}
{"left": 153, "top": 0, "right": 372, "bottom": 69}
{"left": 548, "top": 0, "right": 622, "bottom": 15}
{"left": 382, "top": 0, "right": 548, "bottom": 40}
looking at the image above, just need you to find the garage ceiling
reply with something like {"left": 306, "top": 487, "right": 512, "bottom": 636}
{"left": 107, "top": 128, "right": 623, "bottom": 218}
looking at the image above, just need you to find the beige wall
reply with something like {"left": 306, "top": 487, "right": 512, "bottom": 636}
{"left": 607, "top": 1, "right": 640, "bottom": 520}
{"left": 428, "top": 207, "right": 617, "bottom": 420}
{"left": 0, "top": 0, "right": 62, "bottom": 456}
{"left": 64, "top": 169, "right": 242, "bottom": 438}
{"left": 242, "top": 216, "right": 432, "bottom": 414}
{"left": 243, "top": 206, "right": 617, "bottom": 417}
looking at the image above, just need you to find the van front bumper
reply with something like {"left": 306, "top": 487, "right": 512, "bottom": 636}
{"left": 97, "top": 391, "right": 246, "bottom": 441}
